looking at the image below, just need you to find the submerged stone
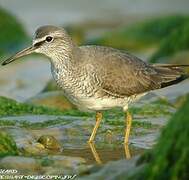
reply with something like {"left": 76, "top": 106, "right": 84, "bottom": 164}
{"left": 37, "top": 135, "right": 62, "bottom": 151}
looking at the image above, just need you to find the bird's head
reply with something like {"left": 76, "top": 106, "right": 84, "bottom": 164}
{"left": 2, "top": 25, "right": 74, "bottom": 66}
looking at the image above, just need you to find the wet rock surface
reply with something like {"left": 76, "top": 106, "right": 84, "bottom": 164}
{"left": 0, "top": 156, "right": 41, "bottom": 172}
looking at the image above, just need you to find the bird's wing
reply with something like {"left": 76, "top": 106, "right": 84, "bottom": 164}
{"left": 97, "top": 51, "right": 161, "bottom": 97}
{"left": 80, "top": 46, "right": 188, "bottom": 98}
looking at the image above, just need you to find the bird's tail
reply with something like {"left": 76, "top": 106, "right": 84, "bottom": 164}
{"left": 152, "top": 64, "right": 189, "bottom": 88}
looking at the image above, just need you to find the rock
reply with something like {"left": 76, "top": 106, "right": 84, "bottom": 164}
{"left": 0, "top": 131, "right": 18, "bottom": 157}
{"left": 26, "top": 91, "right": 75, "bottom": 111}
{"left": 5, "top": 127, "right": 35, "bottom": 150}
{"left": 79, "top": 157, "right": 139, "bottom": 180}
{"left": 37, "top": 135, "right": 62, "bottom": 151}
{"left": 0, "top": 156, "right": 41, "bottom": 172}
{"left": 140, "top": 94, "right": 189, "bottom": 179}
{"left": 42, "top": 155, "right": 87, "bottom": 175}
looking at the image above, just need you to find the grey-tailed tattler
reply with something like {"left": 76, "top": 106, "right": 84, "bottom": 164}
{"left": 2, "top": 25, "right": 189, "bottom": 144}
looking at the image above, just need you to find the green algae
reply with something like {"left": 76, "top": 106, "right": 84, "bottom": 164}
{"left": 143, "top": 95, "right": 189, "bottom": 180}
{"left": 131, "top": 101, "right": 174, "bottom": 117}
{"left": 0, "top": 96, "right": 171, "bottom": 130}
{"left": 87, "top": 15, "right": 189, "bottom": 51}
{"left": 0, "top": 132, "right": 18, "bottom": 157}
{"left": 131, "top": 95, "right": 189, "bottom": 180}
{"left": 0, "top": 96, "right": 67, "bottom": 116}
{"left": 150, "top": 21, "right": 189, "bottom": 63}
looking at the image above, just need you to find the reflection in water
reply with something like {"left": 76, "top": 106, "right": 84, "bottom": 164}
{"left": 62, "top": 143, "right": 141, "bottom": 164}
{"left": 88, "top": 142, "right": 102, "bottom": 164}
{"left": 124, "top": 144, "right": 131, "bottom": 159}
{"left": 88, "top": 142, "right": 132, "bottom": 164}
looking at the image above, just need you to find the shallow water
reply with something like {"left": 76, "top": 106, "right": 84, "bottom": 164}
{"left": 0, "top": 113, "right": 163, "bottom": 165}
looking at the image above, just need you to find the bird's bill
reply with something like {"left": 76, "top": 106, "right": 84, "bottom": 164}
{"left": 1, "top": 46, "right": 36, "bottom": 66}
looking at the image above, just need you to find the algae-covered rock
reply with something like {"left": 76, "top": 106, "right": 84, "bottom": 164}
{"left": 0, "top": 7, "right": 29, "bottom": 58}
{"left": 142, "top": 94, "right": 189, "bottom": 180}
{"left": 150, "top": 21, "right": 189, "bottom": 63}
{"left": 87, "top": 15, "right": 189, "bottom": 51}
{"left": 0, "top": 131, "right": 18, "bottom": 157}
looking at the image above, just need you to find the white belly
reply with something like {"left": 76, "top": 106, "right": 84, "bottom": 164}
{"left": 70, "top": 96, "right": 130, "bottom": 111}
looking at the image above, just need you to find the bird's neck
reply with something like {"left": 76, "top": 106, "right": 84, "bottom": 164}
{"left": 50, "top": 45, "right": 82, "bottom": 82}
{"left": 51, "top": 44, "right": 79, "bottom": 69}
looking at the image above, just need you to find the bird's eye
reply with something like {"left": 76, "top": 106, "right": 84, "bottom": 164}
{"left": 46, "top": 36, "right": 53, "bottom": 42}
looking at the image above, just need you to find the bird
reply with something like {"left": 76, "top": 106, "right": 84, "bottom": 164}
{"left": 2, "top": 25, "right": 189, "bottom": 144}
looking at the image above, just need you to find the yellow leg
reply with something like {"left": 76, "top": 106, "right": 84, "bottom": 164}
{"left": 88, "top": 141, "right": 102, "bottom": 164}
{"left": 124, "top": 111, "right": 132, "bottom": 144}
{"left": 88, "top": 112, "right": 103, "bottom": 142}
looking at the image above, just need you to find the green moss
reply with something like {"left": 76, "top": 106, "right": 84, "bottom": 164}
{"left": 144, "top": 95, "right": 189, "bottom": 179}
{"left": 0, "top": 96, "right": 67, "bottom": 116}
{"left": 0, "top": 7, "right": 29, "bottom": 58}
{"left": 0, "top": 96, "right": 171, "bottom": 130}
{"left": 131, "top": 95, "right": 189, "bottom": 180}
{"left": 150, "top": 21, "right": 189, "bottom": 63}
{"left": 0, "top": 132, "right": 18, "bottom": 157}
{"left": 87, "top": 16, "right": 189, "bottom": 50}
{"left": 131, "top": 101, "right": 174, "bottom": 117}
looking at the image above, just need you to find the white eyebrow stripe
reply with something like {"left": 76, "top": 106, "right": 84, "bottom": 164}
{"left": 32, "top": 37, "right": 46, "bottom": 46}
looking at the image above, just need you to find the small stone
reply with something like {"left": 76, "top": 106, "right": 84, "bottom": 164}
{"left": 37, "top": 135, "right": 62, "bottom": 151}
